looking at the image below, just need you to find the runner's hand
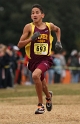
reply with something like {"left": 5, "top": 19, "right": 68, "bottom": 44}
{"left": 31, "top": 32, "right": 40, "bottom": 41}
{"left": 55, "top": 41, "right": 62, "bottom": 51}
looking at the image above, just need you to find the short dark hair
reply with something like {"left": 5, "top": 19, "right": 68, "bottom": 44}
{"left": 31, "top": 4, "right": 44, "bottom": 13}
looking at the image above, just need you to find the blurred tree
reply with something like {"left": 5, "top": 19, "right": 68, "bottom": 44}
{"left": 0, "top": 0, "right": 80, "bottom": 56}
{"left": 57, "top": 0, "right": 80, "bottom": 53}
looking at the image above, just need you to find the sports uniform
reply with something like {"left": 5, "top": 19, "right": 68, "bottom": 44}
{"left": 25, "top": 22, "right": 53, "bottom": 81}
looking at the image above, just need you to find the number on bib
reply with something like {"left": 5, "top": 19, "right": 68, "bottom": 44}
{"left": 34, "top": 43, "right": 48, "bottom": 55}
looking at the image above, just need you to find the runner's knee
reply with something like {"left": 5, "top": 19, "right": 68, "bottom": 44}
{"left": 32, "top": 72, "right": 39, "bottom": 80}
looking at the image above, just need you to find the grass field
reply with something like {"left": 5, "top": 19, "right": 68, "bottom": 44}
{"left": 0, "top": 83, "right": 80, "bottom": 124}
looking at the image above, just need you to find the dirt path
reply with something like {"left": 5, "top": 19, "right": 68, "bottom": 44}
{"left": 0, "top": 104, "right": 80, "bottom": 124}
{"left": 0, "top": 95, "right": 80, "bottom": 124}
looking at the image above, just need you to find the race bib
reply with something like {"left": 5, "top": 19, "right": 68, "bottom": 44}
{"left": 34, "top": 43, "right": 48, "bottom": 55}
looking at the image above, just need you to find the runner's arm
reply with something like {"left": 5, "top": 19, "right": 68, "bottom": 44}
{"left": 50, "top": 23, "right": 61, "bottom": 42}
{"left": 50, "top": 23, "right": 62, "bottom": 51}
{"left": 17, "top": 24, "right": 40, "bottom": 49}
{"left": 17, "top": 24, "right": 32, "bottom": 48}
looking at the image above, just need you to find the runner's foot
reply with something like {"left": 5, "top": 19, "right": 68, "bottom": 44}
{"left": 35, "top": 103, "right": 45, "bottom": 114}
{"left": 46, "top": 91, "right": 53, "bottom": 111}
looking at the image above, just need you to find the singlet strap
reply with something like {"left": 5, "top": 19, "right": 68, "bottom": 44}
{"left": 46, "top": 22, "right": 54, "bottom": 56}
{"left": 46, "top": 22, "right": 51, "bottom": 31}
{"left": 30, "top": 22, "right": 35, "bottom": 35}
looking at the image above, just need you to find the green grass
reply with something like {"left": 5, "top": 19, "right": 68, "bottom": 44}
{"left": 0, "top": 83, "right": 80, "bottom": 98}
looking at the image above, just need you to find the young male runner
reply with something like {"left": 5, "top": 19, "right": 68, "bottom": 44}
{"left": 18, "top": 4, "right": 62, "bottom": 114}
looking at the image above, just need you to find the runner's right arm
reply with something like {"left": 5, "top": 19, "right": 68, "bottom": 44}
{"left": 17, "top": 24, "right": 32, "bottom": 48}
{"left": 17, "top": 24, "right": 40, "bottom": 49}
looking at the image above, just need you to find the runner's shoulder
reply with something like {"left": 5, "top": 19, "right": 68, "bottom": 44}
{"left": 23, "top": 23, "right": 32, "bottom": 32}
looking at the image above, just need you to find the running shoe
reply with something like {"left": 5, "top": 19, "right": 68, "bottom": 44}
{"left": 35, "top": 103, "right": 45, "bottom": 114}
{"left": 46, "top": 91, "right": 53, "bottom": 111}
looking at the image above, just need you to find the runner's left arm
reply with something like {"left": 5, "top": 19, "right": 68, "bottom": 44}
{"left": 50, "top": 23, "right": 62, "bottom": 51}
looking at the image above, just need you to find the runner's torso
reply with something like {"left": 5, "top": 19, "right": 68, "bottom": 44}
{"left": 30, "top": 24, "right": 50, "bottom": 60}
{"left": 25, "top": 22, "right": 53, "bottom": 62}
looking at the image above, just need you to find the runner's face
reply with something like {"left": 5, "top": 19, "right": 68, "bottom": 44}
{"left": 31, "top": 7, "right": 44, "bottom": 23}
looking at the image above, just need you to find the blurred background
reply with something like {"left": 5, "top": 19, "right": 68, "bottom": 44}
{"left": 0, "top": 0, "right": 80, "bottom": 88}
{"left": 0, "top": 0, "right": 80, "bottom": 54}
